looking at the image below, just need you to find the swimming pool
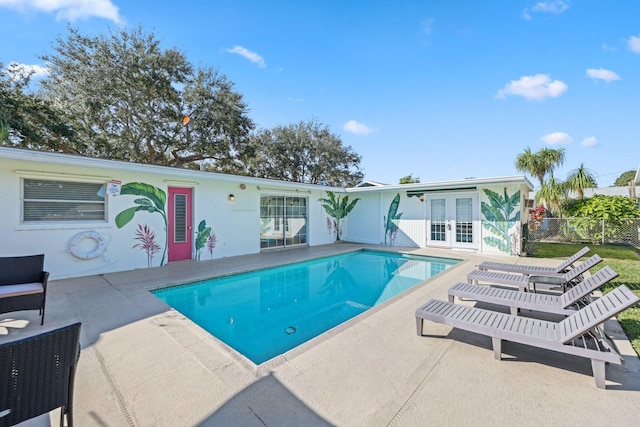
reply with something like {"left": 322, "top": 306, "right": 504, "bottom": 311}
{"left": 152, "top": 250, "right": 459, "bottom": 364}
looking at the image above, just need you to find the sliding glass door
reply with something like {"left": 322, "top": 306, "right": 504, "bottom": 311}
{"left": 260, "top": 196, "right": 307, "bottom": 249}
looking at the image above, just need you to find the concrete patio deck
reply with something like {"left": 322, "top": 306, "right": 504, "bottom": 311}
{"left": 2, "top": 244, "right": 639, "bottom": 426}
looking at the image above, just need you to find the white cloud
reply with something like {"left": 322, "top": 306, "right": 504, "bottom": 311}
{"left": 495, "top": 74, "right": 568, "bottom": 101}
{"left": 586, "top": 68, "right": 620, "bottom": 82}
{"left": 628, "top": 34, "right": 640, "bottom": 53}
{"left": 224, "top": 45, "right": 266, "bottom": 68}
{"left": 286, "top": 97, "right": 304, "bottom": 103}
{"left": 0, "top": 0, "right": 123, "bottom": 24}
{"left": 523, "top": 1, "right": 569, "bottom": 19}
{"left": 601, "top": 42, "right": 616, "bottom": 52}
{"left": 6, "top": 62, "right": 49, "bottom": 80}
{"left": 532, "top": 1, "right": 569, "bottom": 14}
{"left": 540, "top": 131, "right": 572, "bottom": 145}
{"left": 581, "top": 136, "right": 598, "bottom": 147}
{"left": 421, "top": 18, "right": 434, "bottom": 36}
{"left": 343, "top": 120, "right": 376, "bottom": 135}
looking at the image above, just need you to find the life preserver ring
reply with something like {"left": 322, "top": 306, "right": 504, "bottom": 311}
{"left": 68, "top": 230, "right": 107, "bottom": 259}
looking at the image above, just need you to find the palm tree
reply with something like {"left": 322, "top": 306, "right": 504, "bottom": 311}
{"left": 566, "top": 163, "right": 597, "bottom": 199}
{"left": 536, "top": 177, "right": 566, "bottom": 215}
{"left": 538, "top": 148, "right": 565, "bottom": 178}
{"left": 515, "top": 147, "right": 566, "bottom": 188}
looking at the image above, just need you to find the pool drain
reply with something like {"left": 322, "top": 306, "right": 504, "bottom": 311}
{"left": 285, "top": 326, "right": 296, "bottom": 335}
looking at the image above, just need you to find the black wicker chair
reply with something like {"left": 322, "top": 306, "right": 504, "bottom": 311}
{"left": 0, "top": 322, "right": 81, "bottom": 427}
{"left": 0, "top": 254, "right": 49, "bottom": 325}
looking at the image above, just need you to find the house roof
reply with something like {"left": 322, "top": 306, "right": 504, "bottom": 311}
{"left": 1, "top": 147, "right": 535, "bottom": 195}
{"left": 0, "top": 147, "right": 343, "bottom": 192}
{"left": 353, "top": 180, "right": 388, "bottom": 188}
{"left": 346, "top": 175, "right": 534, "bottom": 194}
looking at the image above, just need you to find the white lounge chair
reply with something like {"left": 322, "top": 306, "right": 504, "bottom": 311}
{"left": 449, "top": 266, "right": 618, "bottom": 315}
{"left": 467, "top": 254, "right": 602, "bottom": 292}
{"left": 478, "top": 246, "right": 590, "bottom": 275}
{"left": 415, "top": 285, "right": 639, "bottom": 389}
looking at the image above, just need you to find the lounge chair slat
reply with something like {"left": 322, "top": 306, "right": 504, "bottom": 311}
{"left": 557, "top": 286, "right": 638, "bottom": 343}
{"left": 496, "top": 313, "right": 510, "bottom": 330}
{"left": 416, "top": 285, "right": 639, "bottom": 389}
{"left": 449, "top": 267, "right": 618, "bottom": 316}
{"left": 468, "top": 255, "right": 602, "bottom": 293}
{"left": 478, "top": 247, "right": 590, "bottom": 275}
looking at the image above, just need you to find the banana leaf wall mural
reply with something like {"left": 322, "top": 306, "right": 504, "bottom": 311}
{"left": 115, "top": 182, "right": 168, "bottom": 266}
{"left": 384, "top": 193, "right": 403, "bottom": 245}
{"left": 481, "top": 188, "right": 521, "bottom": 254}
{"left": 319, "top": 191, "right": 360, "bottom": 241}
{"left": 195, "top": 220, "right": 216, "bottom": 261}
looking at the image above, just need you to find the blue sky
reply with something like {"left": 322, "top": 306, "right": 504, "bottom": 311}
{"left": 2, "top": 0, "right": 639, "bottom": 187}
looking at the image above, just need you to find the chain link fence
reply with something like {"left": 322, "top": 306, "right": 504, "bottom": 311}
{"left": 525, "top": 218, "right": 640, "bottom": 253}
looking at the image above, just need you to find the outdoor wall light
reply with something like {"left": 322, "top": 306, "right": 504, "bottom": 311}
{"left": 229, "top": 194, "right": 235, "bottom": 201}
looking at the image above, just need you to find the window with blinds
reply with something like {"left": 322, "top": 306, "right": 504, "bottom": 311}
{"left": 22, "top": 178, "right": 107, "bottom": 222}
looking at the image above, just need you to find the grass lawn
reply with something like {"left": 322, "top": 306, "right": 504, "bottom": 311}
{"left": 532, "top": 242, "right": 640, "bottom": 356}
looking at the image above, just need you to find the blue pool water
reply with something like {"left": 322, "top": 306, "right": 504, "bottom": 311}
{"left": 152, "top": 250, "right": 459, "bottom": 364}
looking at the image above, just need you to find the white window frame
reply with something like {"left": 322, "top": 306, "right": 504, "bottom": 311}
{"left": 21, "top": 177, "right": 108, "bottom": 223}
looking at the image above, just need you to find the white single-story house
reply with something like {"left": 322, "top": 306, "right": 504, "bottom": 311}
{"left": 0, "top": 147, "right": 533, "bottom": 279}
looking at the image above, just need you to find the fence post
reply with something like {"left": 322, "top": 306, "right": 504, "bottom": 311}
{"left": 602, "top": 219, "right": 605, "bottom": 244}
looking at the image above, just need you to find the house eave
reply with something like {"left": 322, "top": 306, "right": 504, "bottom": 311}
{"left": 346, "top": 175, "right": 534, "bottom": 194}
{"left": 0, "top": 147, "right": 344, "bottom": 192}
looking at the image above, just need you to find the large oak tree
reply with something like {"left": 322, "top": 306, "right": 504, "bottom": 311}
{"left": 238, "top": 119, "right": 364, "bottom": 187}
{"left": 0, "top": 63, "right": 78, "bottom": 151}
{"left": 39, "top": 26, "right": 254, "bottom": 167}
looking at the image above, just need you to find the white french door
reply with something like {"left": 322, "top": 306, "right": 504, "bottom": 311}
{"left": 426, "top": 193, "right": 478, "bottom": 249}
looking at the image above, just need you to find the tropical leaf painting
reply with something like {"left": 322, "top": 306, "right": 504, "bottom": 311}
{"left": 206, "top": 232, "right": 217, "bottom": 259}
{"left": 318, "top": 191, "right": 360, "bottom": 241}
{"left": 195, "top": 220, "right": 212, "bottom": 261}
{"left": 132, "top": 223, "right": 161, "bottom": 267}
{"left": 116, "top": 182, "right": 169, "bottom": 265}
{"left": 481, "top": 188, "right": 521, "bottom": 254}
{"left": 384, "top": 193, "right": 403, "bottom": 245}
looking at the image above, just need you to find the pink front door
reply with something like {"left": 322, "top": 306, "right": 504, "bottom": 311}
{"left": 168, "top": 187, "right": 193, "bottom": 262}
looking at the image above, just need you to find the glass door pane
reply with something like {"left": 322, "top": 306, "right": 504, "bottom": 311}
{"left": 430, "top": 198, "right": 446, "bottom": 242}
{"left": 285, "top": 197, "right": 307, "bottom": 246}
{"left": 260, "top": 196, "right": 284, "bottom": 249}
{"left": 260, "top": 196, "right": 308, "bottom": 249}
{"left": 455, "top": 197, "right": 473, "bottom": 243}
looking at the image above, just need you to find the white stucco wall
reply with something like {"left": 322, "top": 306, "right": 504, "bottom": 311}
{"left": 388, "top": 193, "right": 425, "bottom": 248}
{"left": 347, "top": 182, "right": 530, "bottom": 256}
{"left": 0, "top": 150, "right": 338, "bottom": 279}
{"left": 345, "top": 191, "right": 427, "bottom": 249}
{"left": 343, "top": 193, "right": 383, "bottom": 245}
{"left": 1, "top": 148, "right": 533, "bottom": 279}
